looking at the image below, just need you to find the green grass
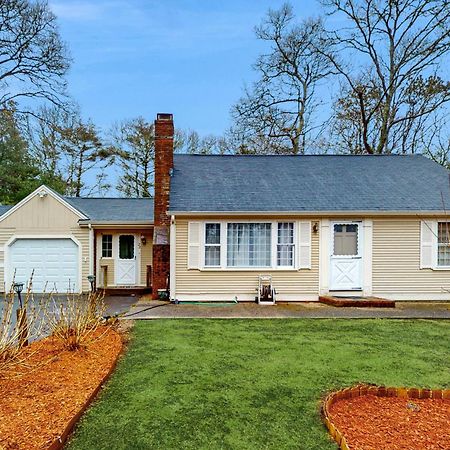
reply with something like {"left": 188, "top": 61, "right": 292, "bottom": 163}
{"left": 67, "top": 319, "right": 450, "bottom": 450}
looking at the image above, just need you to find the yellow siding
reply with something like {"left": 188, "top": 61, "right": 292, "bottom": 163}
{"left": 140, "top": 232, "right": 153, "bottom": 285}
{"left": 1, "top": 193, "right": 81, "bottom": 229}
{"left": 372, "top": 219, "right": 449, "bottom": 295}
{"left": 71, "top": 227, "right": 91, "bottom": 292}
{"left": 175, "top": 217, "right": 319, "bottom": 300}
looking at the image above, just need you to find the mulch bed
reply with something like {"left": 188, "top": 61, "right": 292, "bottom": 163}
{"left": 0, "top": 326, "right": 122, "bottom": 450}
{"left": 329, "top": 394, "right": 450, "bottom": 450}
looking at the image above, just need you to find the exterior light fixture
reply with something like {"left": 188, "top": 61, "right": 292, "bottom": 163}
{"left": 13, "top": 282, "right": 24, "bottom": 308}
{"left": 87, "top": 275, "right": 96, "bottom": 292}
{"left": 140, "top": 234, "right": 147, "bottom": 245}
{"left": 312, "top": 222, "right": 319, "bottom": 234}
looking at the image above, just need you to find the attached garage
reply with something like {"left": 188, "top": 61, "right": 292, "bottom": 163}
{"left": 7, "top": 238, "right": 80, "bottom": 293}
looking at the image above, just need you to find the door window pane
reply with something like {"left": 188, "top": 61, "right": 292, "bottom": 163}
{"left": 227, "top": 223, "right": 271, "bottom": 267}
{"left": 119, "top": 235, "right": 134, "bottom": 259}
{"left": 333, "top": 224, "right": 358, "bottom": 256}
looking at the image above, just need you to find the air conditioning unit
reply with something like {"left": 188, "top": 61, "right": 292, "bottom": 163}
{"left": 257, "top": 275, "right": 276, "bottom": 305}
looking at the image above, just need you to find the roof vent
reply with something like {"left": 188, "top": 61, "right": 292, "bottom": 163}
{"left": 157, "top": 113, "right": 173, "bottom": 121}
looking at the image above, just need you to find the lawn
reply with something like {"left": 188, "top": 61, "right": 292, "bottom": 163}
{"left": 67, "top": 319, "right": 450, "bottom": 450}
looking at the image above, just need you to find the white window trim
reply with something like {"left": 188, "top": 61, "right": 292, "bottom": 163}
{"left": 199, "top": 220, "right": 302, "bottom": 271}
{"left": 435, "top": 220, "right": 450, "bottom": 270}
{"left": 204, "top": 222, "right": 222, "bottom": 268}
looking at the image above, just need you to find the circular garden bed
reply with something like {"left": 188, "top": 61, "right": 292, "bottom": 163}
{"left": 323, "top": 385, "right": 450, "bottom": 450}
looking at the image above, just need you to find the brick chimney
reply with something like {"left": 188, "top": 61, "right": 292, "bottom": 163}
{"left": 152, "top": 113, "right": 174, "bottom": 299}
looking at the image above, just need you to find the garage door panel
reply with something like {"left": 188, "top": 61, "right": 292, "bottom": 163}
{"left": 9, "top": 239, "right": 79, "bottom": 293}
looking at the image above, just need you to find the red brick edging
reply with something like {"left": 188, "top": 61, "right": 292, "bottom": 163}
{"left": 47, "top": 338, "right": 124, "bottom": 450}
{"left": 322, "top": 384, "right": 450, "bottom": 450}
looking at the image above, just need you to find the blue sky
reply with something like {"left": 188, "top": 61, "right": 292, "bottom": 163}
{"left": 50, "top": 0, "right": 320, "bottom": 136}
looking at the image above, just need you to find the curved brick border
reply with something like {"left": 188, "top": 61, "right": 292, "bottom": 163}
{"left": 47, "top": 337, "right": 124, "bottom": 450}
{"left": 322, "top": 384, "right": 450, "bottom": 450}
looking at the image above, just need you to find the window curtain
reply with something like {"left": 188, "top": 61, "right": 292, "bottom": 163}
{"left": 227, "top": 223, "right": 271, "bottom": 267}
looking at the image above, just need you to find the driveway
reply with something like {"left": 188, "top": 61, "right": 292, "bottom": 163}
{"left": 124, "top": 300, "right": 450, "bottom": 319}
{"left": 0, "top": 294, "right": 137, "bottom": 340}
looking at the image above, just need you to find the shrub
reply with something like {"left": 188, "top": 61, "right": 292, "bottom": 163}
{"left": 47, "top": 291, "right": 107, "bottom": 351}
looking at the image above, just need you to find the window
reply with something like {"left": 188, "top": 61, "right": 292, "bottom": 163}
{"left": 277, "top": 222, "right": 294, "bottom": 266}
{"left": 119, "top": 235, "right": 134, "bottom": 259}
{"left": 102, "top": 234, "right": 112, "bottom": 258}
{"left": 227, "top": 223, "right": 271, "bottom": 267}
{"left": 205, "top": 223, "right": 221, "bottom": 266}
{"left": 333, "top": 224, "right": 358, "bottom": 256}
{"left": 437, "top": 222, "right": 450, "bottom": 266}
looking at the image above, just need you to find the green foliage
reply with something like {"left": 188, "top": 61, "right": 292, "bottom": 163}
{"left": 68, "top": 319, "right": 450, "bottom": 450}
{"left": 0, "top": 105, "right": 64, "bottom": 204}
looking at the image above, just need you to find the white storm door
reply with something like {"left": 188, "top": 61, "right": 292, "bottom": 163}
{"left": 115, "top": 235, "right": 136, "bottom": 285}
{"left": 329, "top": 222, "right": 363, "bottom": 290}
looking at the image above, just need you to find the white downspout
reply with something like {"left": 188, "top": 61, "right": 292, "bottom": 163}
{"left": 88, "top": 224, "right": 94, "bottom": 289}
{"left": 170, "top": 215, "right": 176, "bottom": 301}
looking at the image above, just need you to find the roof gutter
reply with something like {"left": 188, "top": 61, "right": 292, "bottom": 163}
{"left": 168, "top": 210, "right": 450, "bottom": 217}
{"left": 78, "top": 220, "right": 153, "bottom": 228}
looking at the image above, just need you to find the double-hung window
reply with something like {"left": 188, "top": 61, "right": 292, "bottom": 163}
{"left": 102, "top": 234, "right": 113, "bottom": 258}
{"left": 205, "top": 223, "right": 221, "bottom": 266}
{"left": 227, "top": 223, "right": 272, "bottom": 267}
{"left": 277, "top": 222, "right": 295, "bottom": 267}
{"left": 437, "top": 222, "right": 450, "bottom": 266}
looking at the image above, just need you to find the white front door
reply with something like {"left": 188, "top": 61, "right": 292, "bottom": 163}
{"left": 329, "top": 222, "right": 363, "bottom": 291}
{"left": 115, "top": 235, "right": 136, "bottom": 285}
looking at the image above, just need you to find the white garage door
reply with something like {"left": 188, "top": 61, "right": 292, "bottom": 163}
{"left": 9, "top": 238, "right": 79, "bottom": 293}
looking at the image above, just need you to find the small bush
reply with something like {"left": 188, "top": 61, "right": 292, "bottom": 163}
{"left": 47, "top": 291, "right": 106, "bottom": 351}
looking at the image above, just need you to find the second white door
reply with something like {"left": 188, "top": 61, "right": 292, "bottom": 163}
{"left": 329, "top": 222, "right": 363, "bottom": 291}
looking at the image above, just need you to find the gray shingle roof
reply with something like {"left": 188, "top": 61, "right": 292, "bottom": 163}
{"left": 169, "top": 154, "right": 450, "bottom": 212}
{"left": 64, "top": 197, "right": 153, "bottom": 222}
{"left": 0, "top": 205, "right": 12, "bottom": 216}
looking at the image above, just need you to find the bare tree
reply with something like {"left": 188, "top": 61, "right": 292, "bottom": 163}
{"left": 0, "top": 0, "right": 70, "bottom": 110}
{"left": 322, "top": 0, "right": 450, "bottom": 154}
{"left": 231, "top": 4, "right": 334, "bottom": 154}
{"left": 110, "top": 117, "right": 155, "bottom": 197}
{"left": 176, "top": 129, "right": 230, "bottom": 155}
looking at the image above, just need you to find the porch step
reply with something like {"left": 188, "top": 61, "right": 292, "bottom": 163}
{"left": 102, "top": 287, "right": 152, "bottom": 296}
{"left": 319, "top": 295, "right": 395, "bottom": 308}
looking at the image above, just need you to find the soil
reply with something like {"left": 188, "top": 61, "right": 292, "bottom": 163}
{"left": 0, "top": 326, "right": 122, "bottom": 450}
{"left": 329, "top": 394, "right": 450, "bottom": 450}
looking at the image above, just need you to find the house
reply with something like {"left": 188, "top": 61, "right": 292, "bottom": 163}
{"left": 1, "top": 112, "right": 450, "bottom": 301}
{"left": 0, "top": 189, "right": 153, "bottom": 293}
{"left": 152, "top": 114, "right": 450, "bottom": 302}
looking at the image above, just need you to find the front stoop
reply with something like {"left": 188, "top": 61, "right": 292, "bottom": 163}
{"left": 103, "top": 287, "right": 152, "bottom": 296}
{"left": 319, "top": 295, "right": 396, "bottom": 308}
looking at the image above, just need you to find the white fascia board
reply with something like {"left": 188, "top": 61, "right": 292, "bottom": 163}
{"left": 80, "top": 220, "right": 154, "bottom": 229}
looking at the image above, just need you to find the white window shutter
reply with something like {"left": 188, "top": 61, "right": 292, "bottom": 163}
{"left": 298, "top": 221, "right": 312, "bottom": 269}
{"left": 188, "top": 222, "right": 201, "bottom": 269}
{"left": 420, "top": 220, "right": 435, "bottom": 269}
